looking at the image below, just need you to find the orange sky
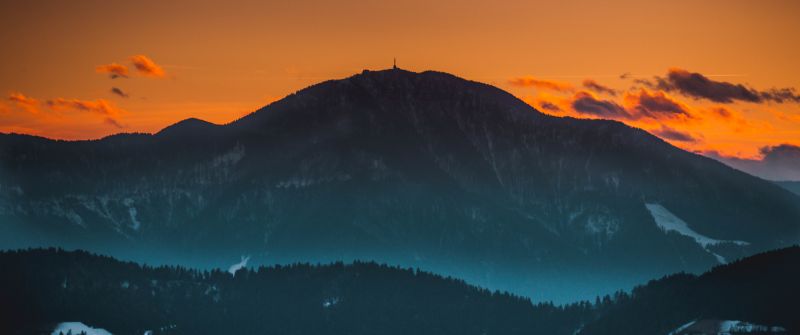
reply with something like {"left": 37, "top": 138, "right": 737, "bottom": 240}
{"left": 1, "top": 0, "right": 799, "bottom": 159}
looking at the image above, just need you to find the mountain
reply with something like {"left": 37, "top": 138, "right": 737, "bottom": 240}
{"left": 1, "top": 68, "right": 799, "bottom": 302}
{"left": 0, "top": 248, "right": 594, "bottom": 335}
{"left": 775, "top": 181, "right": 800, "bottom": 196}
{"left": 577, "top": 246, "right": 800, "bottom": 334}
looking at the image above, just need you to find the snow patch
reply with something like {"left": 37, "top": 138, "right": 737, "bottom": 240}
{"left": 669, "top": 319, "right": 786, "bottom": 334}
{"left": 645, "top": 203, "right": 749, "bottom": 263}
{"left": 322, "top": 297, "right": 340, "bottom": 308}
{"left": 213, "top": 144, "right": 245, "bottom": 167}
{"left": 228, "top": 255, "right": 250, "bottom": 276}
{"left": 122, "top": 198, "right": 141, "bottom": 231}
{"left": 51, "top": 322, "right": 112, "bottom": 335}
{"left": 668, "top": 320, "right": 696, "bottom": 335}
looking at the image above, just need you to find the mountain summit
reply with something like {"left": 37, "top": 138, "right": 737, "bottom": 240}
{"left": 1, "top": 69, "right": 798, "bottom": 302}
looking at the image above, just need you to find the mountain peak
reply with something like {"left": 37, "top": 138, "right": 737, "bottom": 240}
{"left": 233, "top": 68, "right": 544, "bottom": 131}
{"left": 156, "top": 117, "right": 218, "bottom": 138}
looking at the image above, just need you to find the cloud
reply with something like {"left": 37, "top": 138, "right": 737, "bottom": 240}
{"left": 509, "top": 77, "right": 573, "bottom": 92}
{"left": 645, "top": 68, "right": 800, "bottom": 104}
{"left": 582, "top": 79, "right": 618, "bottom": 96}
{"left": 708, "top": 144, "right": 800, "bottom": 181}
{"left": 46, "top": 98, "right": 122, "bottom": 117}
{"left": 103, "top": 117, "right": 126, "bottom": 129}
{"left": 571, "top": 91, "right": 631, "bottom": 119}
{"left": 651, "top": 125, "right": 698, "bottom": 143}
{"left": 8, "top": 92, "right": 39, "bottom": 113}
{"left": 710, "top": 106, "right": 732, "bottom": 119}
{"left": 1, "top": 95, "right": 127, "bottom": 139}
{"left": 623, "top": 89, "right": 692, "bottom": 119}
{"left": 129, "top": 55, "right": 165, "bottom": 77}
{"left": 619, "top": 72, "right": 632, "bottom": 80}
{"left": 96, "top": 63, "right": 130, "bottom": 79}
{"left": 111, "top": 87, "right": 129, "bottom": 98}
{"left": 539, "top": 101, "right": 562, "bottom": 112}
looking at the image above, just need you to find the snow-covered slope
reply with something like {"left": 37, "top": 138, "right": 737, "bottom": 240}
{"left": 645, "top": 203, "right": 749, "bottom": 263}
{"left": 669, "top": 319, "right": 787, "bottom": 334}
{"left": 228, "top": 255, "right": 249, "bottom": 276}
{"left": 51, "top": 322, "right": 112, "bottom": 335}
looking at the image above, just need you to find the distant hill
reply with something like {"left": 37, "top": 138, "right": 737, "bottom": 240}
{"left": 2, "top": 69, "right": 799, "bottom": 302}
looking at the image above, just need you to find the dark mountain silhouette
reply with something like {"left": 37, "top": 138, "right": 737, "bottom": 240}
{"left": 577, "top": 246, "right": 800, "bottom": 334}
{"left": 1, "top": 68, "right": 799, "bottom": 302}
{"left": 0, "top": 248, "right": 595, "bottom": 335}
{"left": 776, "top": 181, "right": 800, "bottom": 196}
{"left": 1, "top": 246, "right": 796, "bottom": 334}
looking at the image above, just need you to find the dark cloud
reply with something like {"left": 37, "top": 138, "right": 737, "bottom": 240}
{"left": 759, "top": 87, "right": 800, "bottom": 103}
{"left": 571, "top": 92, "right": 631, "bottom": 119}
{"left": 707, "top": 144, "right": 800, "bottom": 181}
{"left": 651, "top": 125, "right": 697, "bottom": 143}
{"left": 103, "top": 117, "right": 126, "bottom": 129}
{"left": 710, "top": 107, "right": 732, "bottom": 119}
{"left": 539, "top": 101, "right": 561, "bottom": 112}
{"left": 582, "top": 79, "right": 618, "bottom": 96}
{"left": 644, "top": 68, "right": 800, "bottom": 104}
{"left": 761, "top": 144, "right": 800, "bottom": 165}
{"left": 626, "top": 89, "right": 691, "bottom": 119}
{"left": 111, "top": 87, "right": 129, "bottom": 98}
{"left": 619, "top": 72, "right": 632, "bottom": 80}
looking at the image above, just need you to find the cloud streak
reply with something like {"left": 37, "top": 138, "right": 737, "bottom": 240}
{"left": 582, "top": 79, "right": 618, "bottom": 96}
{"left": 111, "top": 87, "right": 129, "bottom": 98}
{"left": 96, "top": 63, "right": 130, "bottom": 79}
{"left": 538, "top": 101, "right": 561, "bottom": 112}
{"left": 46, "top": 98, "right": 122, "bottom": 118}
{"left": 509, "top": 77, "right": 573, "bottom": 92}
{"left": 8, "top": 92, "right": 39, "bottom": 113}
{"left": 644, "top": 68, "right": 800, "bottom": 104}
{"left": 652, "top": 125, "right": 697, "bottom": 143}
{"left": 571, "top": 92, "right": 631, "bottom": 119}
{"left": 130, "top": 55, "right": 165, "bottom": 77}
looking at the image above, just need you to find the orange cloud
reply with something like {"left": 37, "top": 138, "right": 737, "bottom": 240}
{"left": 650, "top": 125, "right": 699, "bottom": 143}
{"left": 8, "top": 92, "right": 39, "bottom": 113}
{"left": 1, "top": 95, "right": 128, "bottom": 138}
{"left": 130, "top": 55, "right": 165, "bottom": 77}
{"left": 570, "top": 91, "right": 631, "bottom": 119}
{"left": 582, "top": 79, "right": 618, "bottom": 96}
{"left": 622, "top": 89, "right": 693, "bottom": 121}
{"left": 509, "top": 77, "right": 573, "bottom": 92}
{"left": 96, "top": 63, "right": 130, "bottom": 79}
{"left": 46, "top": 98, "right": 123, "bottom": 117}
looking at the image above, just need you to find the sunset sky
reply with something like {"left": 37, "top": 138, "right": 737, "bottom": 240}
{"left": 1, "top": 0, "right": 799, "bottom": 168}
